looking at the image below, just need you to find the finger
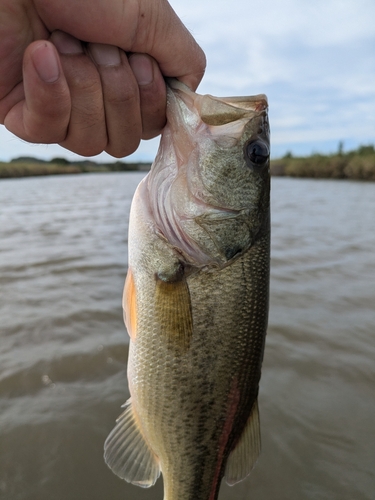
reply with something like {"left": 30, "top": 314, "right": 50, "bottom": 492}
{"left": 87, "top": 43, "right": 142, "bottom": 158}
{"left": 0, "top": 0, "right": 49, "bottom": 107}
{"left": 37, "top": 0, "right": 206, "bottom": 90}
{"left": 3, "top": 40, "right": 71, "bottom": 143}
{"left": 129, "top": 53, "right": 167, "bottom": 140}
{"left": 0, "top": 82, "right": 24, "bottom": 124}
{"left": 139, "top": 0, "right": 206, "bottom": 91}
{"left": 50, "top": 31, "right": 107, "bottom": 156}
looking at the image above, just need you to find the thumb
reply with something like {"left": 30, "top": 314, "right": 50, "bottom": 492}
{"left": 36, "top": 0, "right": 206, "bottom": 90}
{"left": 4, "top": 40, "right": 71, "bottom": 143}
{"left": 132, "top": 0, "right": 206, "bottom": 91}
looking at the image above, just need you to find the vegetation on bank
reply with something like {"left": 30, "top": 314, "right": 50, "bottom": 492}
{"left": 270, "top": 144, "right": 375, "bottom": 180}
{"left": 0, "top": 157, "right": 151, "bottom": 178}
{"left": 1, "top": 144, "right": 374, "bottom": 180}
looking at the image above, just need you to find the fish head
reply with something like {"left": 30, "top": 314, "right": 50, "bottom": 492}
{"left": 147, "top": 79, "right": 270, "bottom": 268}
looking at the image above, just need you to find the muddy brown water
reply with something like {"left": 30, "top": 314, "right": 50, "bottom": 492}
{"left": 1, "top": 173, "right": 374, "bottom": 500}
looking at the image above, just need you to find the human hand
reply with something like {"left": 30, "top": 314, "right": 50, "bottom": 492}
{"left": 0, "top": 0, "right": 206, "bottom": 157}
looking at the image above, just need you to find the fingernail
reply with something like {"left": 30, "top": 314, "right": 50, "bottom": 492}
{"left": 89, "top": 43, "right": 121, "bottom": 67}
{"left": 129, "top": 54, "right": 154, "bottom": 85}
{"left": 51, "top": 31, "right": 83, "bottom": 55}
{"left": 31, "top": 42, "right": 60, "bottom": 83}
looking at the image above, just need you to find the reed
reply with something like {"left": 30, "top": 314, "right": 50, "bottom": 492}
{"left": 0, "top": 159, "right": 152, "bottom": 178}
{"left": 270, "top": 144, "right": 375, "bottom": 180}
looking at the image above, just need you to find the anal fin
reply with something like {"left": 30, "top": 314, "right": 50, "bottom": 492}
{"left": 225, "top": 399, "right": 261, "bottom": 486}
{"left": 104, "top": 399, "right": 160, "bottom": 487}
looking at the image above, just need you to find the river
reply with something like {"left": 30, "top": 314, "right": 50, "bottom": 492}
{"left": 0, "top": 173, "right": 374, "bottom": 500}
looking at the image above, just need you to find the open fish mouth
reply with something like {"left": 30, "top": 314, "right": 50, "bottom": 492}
{"left": 165, "top": 78, "right": 268, "bottom": 145}
{"left": 145, "top": 79, "right": 270, "bottom": 268}
{"left": 168, "top": 78, "right": 268, "bottom": 125}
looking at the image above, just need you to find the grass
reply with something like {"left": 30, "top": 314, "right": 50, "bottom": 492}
{"left": 0, "top": 162, "right": 83, "bottom": 178}
{"left": 0, "top": 158, "right": 151, "bottom": 178}
{"left": 270, "top": 144, "right": 375, "bottom": 180}
{"left": 1, "top": 144, "right": 375, "bottom": 181}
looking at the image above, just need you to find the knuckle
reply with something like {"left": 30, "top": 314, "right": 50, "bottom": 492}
{"left": 78, "top": 138, "right": 106, "bottom": 157}
{"left": 142, "top": 127, "right": 163, "bottom": 141}
{"left": 139, "top": 101, "right": 166, "bottom": 139}
{"left": 60, "top": 125, "right": 107, "bottom": 157}
{"left": 24, "top": 116, "right": 67, "bottom": 144}
{"left": 26, "top": 89, "right": 71, "bottom": 138}
{"left": 106, "top": 136, "right": 140, "bottom": 158}
{"left": 65, "top": 141, "right": 105, "bottom": 157}
{"left": 106, "top": 86, "right": 139, "bottom": 108}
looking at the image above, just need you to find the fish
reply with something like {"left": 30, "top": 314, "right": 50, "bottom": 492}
{"left": 104, "top": 78, "right": 270, "bottom": 500}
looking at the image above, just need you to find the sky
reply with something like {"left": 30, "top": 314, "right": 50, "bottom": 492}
{"left": 0, "top": 0, "right": 374, "bottom": 162}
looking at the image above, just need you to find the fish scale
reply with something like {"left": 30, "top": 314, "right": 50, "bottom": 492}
{"left": 104, "top": 79, "right": 270, "bottom": 500}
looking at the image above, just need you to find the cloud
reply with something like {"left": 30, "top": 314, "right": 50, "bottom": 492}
{"left": 176, "top": 0, "right": 375, "bottom": 47}
{"left": 184, "top": 0, "right": 375, "bottom": 156}
{"left": 0, "top": 0, "right": 374, "bottom": 162}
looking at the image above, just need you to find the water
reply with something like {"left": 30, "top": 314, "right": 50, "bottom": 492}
{"left": 0, "top": 173, "right": 374, "bottom": 500}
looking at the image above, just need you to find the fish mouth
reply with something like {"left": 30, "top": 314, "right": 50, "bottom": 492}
{"left": 167, "top": 78, "right": 267, "bottom": 127}
{"left": 147, "top": 79, "right": 270, "bottom": 268}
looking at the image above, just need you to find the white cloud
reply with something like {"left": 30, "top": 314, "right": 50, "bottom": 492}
{"left": 174, "top": 0, "right": 375, "bottom": 46}
{"left": 180, "top": 0, "right": 375, "bottom": 156}
{"left": 0, "top": 0, "right": 374, "bottom": 161}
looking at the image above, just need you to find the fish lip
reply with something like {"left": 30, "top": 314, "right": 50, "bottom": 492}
{"left": 166, "top": 78, "right": 268, "bottom": 112}
{"left": 215, "top": 94, "right": 268, "bottom": 112}
{"left": 166, "top": 78, "right": 268, "bottom": 129}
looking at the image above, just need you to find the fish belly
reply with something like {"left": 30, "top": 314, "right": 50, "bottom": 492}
{"left": 130, "top": 244, "right": 268, "bottom": 499}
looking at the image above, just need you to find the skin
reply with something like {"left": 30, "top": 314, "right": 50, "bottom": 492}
{"left": 0, "top": 0, "right": 206, "bottom": 157}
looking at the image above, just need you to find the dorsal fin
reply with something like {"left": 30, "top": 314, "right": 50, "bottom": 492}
{"left": 104, "top": 399, "right": 160, "bottom": 487}
{"left": 224, "top": 399, "right": 261, "bottom": 485}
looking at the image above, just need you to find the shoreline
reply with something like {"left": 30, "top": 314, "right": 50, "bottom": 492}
{"left": 1, "top": 145, "right": 374, "bottom": 181}
{"left": 0, "top": 159, "right": 152, "bottom": 179}
{"left": 270, "top": 147, "right": 375, "bottom": 181}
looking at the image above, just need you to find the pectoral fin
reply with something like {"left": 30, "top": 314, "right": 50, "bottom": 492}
{"left": 224, "top": 399, "right": 261, "bottom": 486}
{"left": 123, "top": 268, "right": 137, "bottom": 340}
{"left": 155, "top": 275, "right": 193, "bottom": 351}
{"left": 104, "top": 399, "right": 160, "bottom": 487}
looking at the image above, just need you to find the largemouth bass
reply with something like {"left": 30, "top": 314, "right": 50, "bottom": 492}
{"left": 104, "top": 79, "right": 270, "bottom": 500}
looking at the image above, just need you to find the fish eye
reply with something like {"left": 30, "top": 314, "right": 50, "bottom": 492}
{"left": 245, "top": 140, "right": 269, "bottom": 167}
